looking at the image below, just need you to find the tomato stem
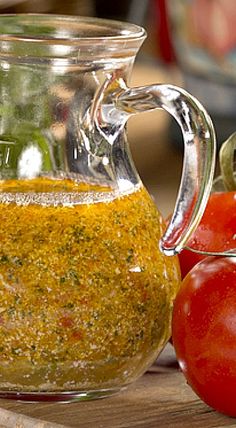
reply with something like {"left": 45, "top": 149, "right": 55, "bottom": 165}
{"left": 219, "top": 132, "right": 236, "bottom": 191}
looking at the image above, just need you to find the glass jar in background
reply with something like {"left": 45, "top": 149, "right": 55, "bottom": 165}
{"left": 167, "top": 0, "right": 236, "bottom": 147}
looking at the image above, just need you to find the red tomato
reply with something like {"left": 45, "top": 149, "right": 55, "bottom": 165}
{"left": 191, "top": 0, "right": 236, "bottom": 56}
{"left": 178, "top": 248, "right": 205, "bottom": 278}
{"left": 178, "top": 191, "right": 236, "bottom": 278}
{"left": 172, "top": 255, "right": 236, "bottom": 417}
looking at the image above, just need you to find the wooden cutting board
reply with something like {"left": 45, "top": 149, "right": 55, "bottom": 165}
{"left": 0, "top": 408, "right": 65, "bottom": 427}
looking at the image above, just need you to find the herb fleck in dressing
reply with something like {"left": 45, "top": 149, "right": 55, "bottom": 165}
{"left": 0, "top": 178, "right": 180, "bottom": 392}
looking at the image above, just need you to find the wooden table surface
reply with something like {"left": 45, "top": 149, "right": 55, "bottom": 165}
{"left": 0, "top": 345, "right": 234, "bottom": 428}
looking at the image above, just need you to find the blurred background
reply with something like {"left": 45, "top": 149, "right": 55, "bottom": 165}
{"left": 0, "top": 0, "right": 235, "bottom": 217}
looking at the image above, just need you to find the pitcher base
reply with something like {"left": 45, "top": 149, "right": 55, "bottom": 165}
{"left": 0, "top": 387, "right": 124, "bottom": 402}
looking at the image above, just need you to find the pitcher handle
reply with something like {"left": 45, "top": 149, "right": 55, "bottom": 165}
{"left": 103, "top": 82, "right": 216, "bottom": 256}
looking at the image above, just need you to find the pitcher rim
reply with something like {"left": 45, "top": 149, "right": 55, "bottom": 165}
{"left": 0, "top": 14, "right": 147, "bottom": 45}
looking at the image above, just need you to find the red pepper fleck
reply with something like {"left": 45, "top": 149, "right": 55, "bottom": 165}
{"left": 60, "top": 316, "right": 74, "bottom": 328}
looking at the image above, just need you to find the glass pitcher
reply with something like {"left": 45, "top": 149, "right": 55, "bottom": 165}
{"left": 0, "top": 14, "right": 216, "bottom": 401}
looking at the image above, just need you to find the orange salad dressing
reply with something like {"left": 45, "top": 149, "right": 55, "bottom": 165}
{"left": 0, "top": 178, "right": 180, "bottom": 391}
